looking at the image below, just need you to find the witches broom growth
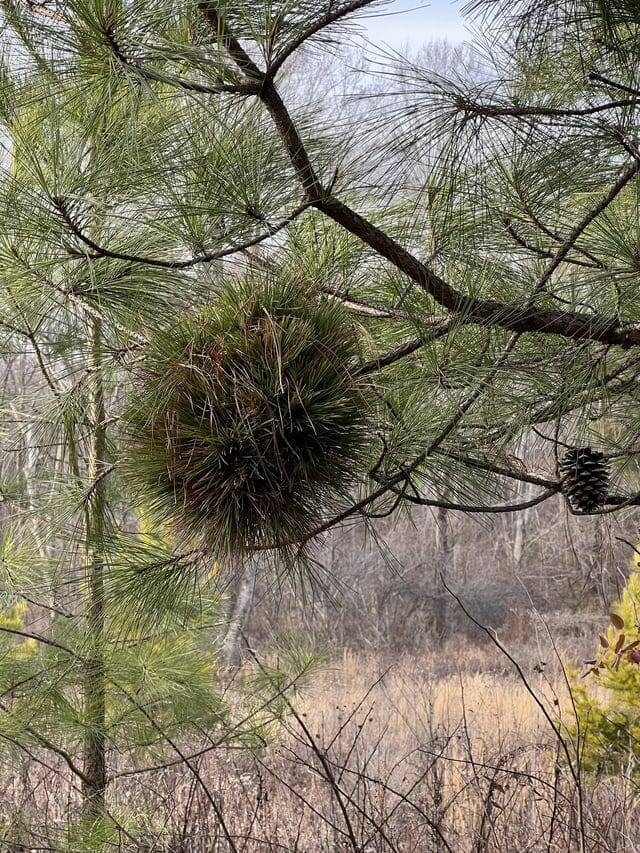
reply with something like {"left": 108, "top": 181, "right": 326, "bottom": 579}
{"left": 122, "top": 276, "right": 373, "bottom": 558}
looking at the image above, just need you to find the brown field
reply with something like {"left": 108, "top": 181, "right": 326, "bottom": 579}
{"left": 4, "top": 640, "right": 637, "bottom": 853}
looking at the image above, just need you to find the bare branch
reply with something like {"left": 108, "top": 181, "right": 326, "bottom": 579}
{"left": 440, "top": 577, "right": 581, "bottom": 785}
{"left": 394, "top": 486, "right": 558, "bottom": 512}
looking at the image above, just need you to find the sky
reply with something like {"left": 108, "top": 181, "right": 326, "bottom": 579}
{"left": 362, "top": 1, "right": 468, "bottom": 46}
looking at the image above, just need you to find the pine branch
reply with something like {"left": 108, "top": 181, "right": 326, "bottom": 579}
{"left": 454, "top": 96, "right": 638, "bottom": 119}
{"left": 357, "top": 321, "right": 456, "bottom": 375}
{"left": 589, "top": 72, "right": 640, "bottom": 98}
{"left": 502, "top": 217, "right": 601, "bottom": 269}
{"left": 54, "top": 197, "right": 312, "bottom": 269}
{"left": 268, "top": 0, "right": 382, "bottom": 77}
{"left": 371, "top": 486, "right": 558, "bottom": 513}
{"left": 0, "top": 696, "right": 92, "bottom": 788}
{"left": 0, "top": 625, "right": 85, "bottom": 660}
{"left": 197, "top": 6, "right": 640, "bottom": 349}
{"left": 515, "top": 192, "right": 605, "bottom": 269}
{"left": 320, "top": 287, "right": 415, "bottom": 319}
{"left": 434, "top": 450, "right": 559, "bottom": 488}
{"left": 110, "top": 679, "right": 239, "bottom": 852}
{"left": 532, "top": 157, "right": 640, "bottom": 293}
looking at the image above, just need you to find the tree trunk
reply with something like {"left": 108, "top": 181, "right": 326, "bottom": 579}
{"left": 82, "top": 319, "right": 107, "bottom": 818}
{"left": 590, "top": 514, "right": 607, "bottom": 605}
{"left": 222, "top": 556, "right": 258, "bottom": 667}
{"left": 434, "top": 505, "right": 454, "bottom": 638}
{"left": 512, "top": 484, "right": 534, "bottom": 568}
{"left": 511, "top": 433, "right": 532, "bottom": 568}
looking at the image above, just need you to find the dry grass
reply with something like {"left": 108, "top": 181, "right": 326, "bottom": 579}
{"left": 2, "top": 643, "right": 639, "bottom": 852}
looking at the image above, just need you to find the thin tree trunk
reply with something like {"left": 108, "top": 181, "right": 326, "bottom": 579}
{"left": 82, "top": 319, "right": 107, "bottom": 817}
{"left": 434, "top": 505, "right": 454, "bottom": 638}
{"left": 222, "top": 556, "right": 258, "bottom": 667}
{"left": 590, "top": 514, "right": 606, "bottom": 605}
{"left": 511, "top": 433, "right": 532, "bottom": 568}
{"left": 512, "top": 486, "right": 534, "bottom": 568}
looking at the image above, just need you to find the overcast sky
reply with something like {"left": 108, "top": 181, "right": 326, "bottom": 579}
{"left": 363, "top": 1, "right": 467, "bottom": 46}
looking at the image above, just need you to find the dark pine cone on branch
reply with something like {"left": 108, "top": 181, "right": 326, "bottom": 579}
{"left": 559, "top": 447, "right": 610, "bottom": 512}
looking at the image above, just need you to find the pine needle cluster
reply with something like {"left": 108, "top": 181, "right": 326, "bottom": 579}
{"left": 123, "top": 276, "right": 372, "bottom": 557}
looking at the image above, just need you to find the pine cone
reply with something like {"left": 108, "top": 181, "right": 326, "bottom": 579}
{"left": 559, "top": 447, "right": 610, "bottom": 512}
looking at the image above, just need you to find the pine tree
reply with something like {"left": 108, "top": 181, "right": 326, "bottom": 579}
{"left": 1, "top": 0, "right": 640, "bottom": 838}
{"left": 0, "top": 0, "right": 639, "bottom": 561}
{"left": 0, "top": 66, "right": 312, "bottom": 843}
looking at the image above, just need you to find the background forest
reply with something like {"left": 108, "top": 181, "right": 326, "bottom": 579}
{"left": 0, "top": 0, "right": 640, "bottom": 851}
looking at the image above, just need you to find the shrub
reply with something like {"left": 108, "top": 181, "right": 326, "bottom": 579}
{"left": 571, "top": 557, "right": 640, "bottom": 774}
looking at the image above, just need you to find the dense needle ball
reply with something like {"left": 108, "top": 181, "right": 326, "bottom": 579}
{"left": 122, "top": 277, "right": 372, "bottom": 556}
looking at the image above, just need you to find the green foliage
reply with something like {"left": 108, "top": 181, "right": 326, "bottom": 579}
{"left": 122, "top": 275, "right": 373, "bottom": 556}
{"left": 571, "top": 555, "right": 640, "bottom": 774}
{"left": 2, "top": 0, "right": 640, "bottom": 839}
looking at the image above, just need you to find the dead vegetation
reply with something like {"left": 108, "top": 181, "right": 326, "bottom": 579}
{"left": 2, "top": 641, "right": 638, "bottom": 852}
